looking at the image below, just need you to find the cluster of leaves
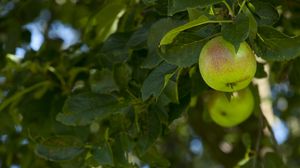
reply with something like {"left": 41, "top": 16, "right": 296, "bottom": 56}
{"left": 1, "top": 0, "right": 300, "bottom": 167}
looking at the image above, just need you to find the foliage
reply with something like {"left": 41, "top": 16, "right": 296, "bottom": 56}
{"left": 1, "top": 0, "right": 300, "bottom": 167}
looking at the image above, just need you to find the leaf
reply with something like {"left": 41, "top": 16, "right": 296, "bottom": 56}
{"left": 89, "top": 69, "right": 119, "bottom": 94}
{"left": 160, "top": 15, "right": 209, "bottom": 46}
{"left": 222, "top": 13, "right": 250, "bottom": 51}
{"left": 189, "top": 66, "right": 208, "bottom": 96}
{"left": 142, "top": 18, "right": 183, "bottom": 69}
{"left": 188, "top": 8, "right": 204, "bottom": 21}
{"left": 91, "top": 143, "right": 114, "bottom": 166}
{"left": 101, "top": 32, "right": 131, "bottom": 64}
{"left": 243, "top": 5, "right": 258, "bottom": 41}
{"left": 127, "top": 27, "right": 148, "bottom": 49}
{"left": 251, "top": 1, "right": 279, "bottom": 25}
{"left": 84, "top": 2, "right": 126, "bottom": 46}
{"left": 142, "top": 0, "right": 157, "bottom": 6}
{"left": 113, "top": 63, "right": 132, "bottom": 89}
{"left": 141, "top": 62, "right": 177, "bottom": 101}
{"left": 162, "top": 79, "right": 179, "bottom": 103}
{"left": 159, "top": 37, "right": 208, "bottom": 67}
{"left": 111, "top": 135, "right": 130, "bottom": 166}
{"left": 35, "top": 136, "right": 84, "bottom": 161}
{"left": 254, "top": 26, "right": 300, "bottom": 61}
{"left": 168, "top": 0, "right": 223, "bottom": 16}
{"left": 139, "top": 146, "right": 170, "bottom": 168}
{"left": 137, "top": 106, "right": 162, "bottom": 154}
{"left": 263, "top": 152, "right": 287, "bottom": 168}
{"left": 56, "top": 92, "right": 128, "bottom": 126}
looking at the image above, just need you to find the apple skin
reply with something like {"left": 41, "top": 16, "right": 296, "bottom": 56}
{"left": 199, "top": 36, "right": 257, "bottom": 92}
{"left": 207, "top": 88, "right": 254, "bottom": 127}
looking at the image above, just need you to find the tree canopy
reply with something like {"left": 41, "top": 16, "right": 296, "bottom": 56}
{"left": 1, "top": 0, "right": 300, "bottom": 168}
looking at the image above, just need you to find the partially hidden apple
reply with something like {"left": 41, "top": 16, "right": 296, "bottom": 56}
{"left": 207, "top": 88, "right": 254, "bottom": 127}
{"left": 199, "top": 36, "right": 257, "bottom": 92}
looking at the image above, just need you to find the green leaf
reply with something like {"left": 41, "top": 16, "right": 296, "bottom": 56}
{"left": 101, "top": 32, "right": 131, "bottom": 64}
{"left": 263, "top": 152, "right": 287, "bottom": 168}
{"left": 111, "top": 135, "right": 131, "bottom": 166}
{"left": 127, "top": 27, "right": 148, "bottom": 49}
{"left": 142, "top": 0, "right": 157, "bottom": 6}
{"left": 141, "top": 62, "right": 177, "bottom": 101}
{"left": 137, "top": 107, "right": 162, "bottom": 154}
{"left": 254, "top": 26, "right": 300, "bottom": 61}
{"left": 188, "top": 8, "right": 204, "bottom": 21}
{"left": 140, "top": 146, "right": 170, "bottom": 168}
{"left": 168, "top": 0, "right": 223, "bottom": 15}
{"left": 251, "top": 1, "right": 279, "bottom": 25}
{"left": 222, "top": 13, "right": 250, "bottom": 51}
{"left": 56, "top": 92, "right": 128, "bottom": 126}
{"left": 162, "top": 79, "right": 179, "bottom": 103}
{"left": 35, "top": 136, "right": 84, "bottom": 161}
{"left": 159, "top": 37, "right": 208, "bottom": 67}
{"left": 91, "top": 143, "right": 114, "bottom": 166}
{"left": 113, "top": 63, "right": 132, "bottom": 89}
{"left": 243, "top": 5, "right": 258, "bottom": 41}
{"left": 160, "top": 15, "right": 209, "bottom": 46}
{"left": 84, "top": 2, "right": 126, "bottom": 45}
{"left": 142, "top": 18, "right": 183, "bottom": 69}
{"left": 89, "top": 69, "right": 119, "bottom": 94}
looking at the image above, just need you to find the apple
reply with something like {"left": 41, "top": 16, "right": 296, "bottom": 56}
{"left": 207, "top": 88, "right": 254, "bottom": 127}
{"left": 199, "top": 36, "right": 257, "bottom": 92}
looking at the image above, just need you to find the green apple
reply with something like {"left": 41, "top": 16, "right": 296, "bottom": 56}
{"left": 207, "top": 88, "right": 254, "bottom": 127}
{"left": 199, "top": 36, "right": 257, "bottom": 92}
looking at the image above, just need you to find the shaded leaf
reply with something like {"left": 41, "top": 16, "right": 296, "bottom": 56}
{"left": 35, "top": 136, "right": 84, "bottom": 161}
{"left": 168, "top": 0, "right": 223, "bottom": 15}
{"left": 114, "top": 63, "right": 132, "bottom": 89}
{"left": 141, "top": 62, "right": 177, "bottom": 101}
{"left": 127, "top": 27, "right": 149, "bottom": 49}
{"left": 101, "top": 32, "right": 131, "bottom": 64}
{"left": 243, "top": 5, "right": 258, "bottom": 41}
{"left": 56, "top": 92, "right": 128, "bottom": 126}
{"left": 254, "top": 26, "right": 300, "bottom": 61}
{"left": 137, "top": 106, "right": 162, "bottom": 154}
{"left": 89, "top": 69, "right": 119, "bottom": 94}
{"left": 159, "top": 37, "right": 208, "bottom": 67}
{"left": 91, "top": 143, "right": 114, "bottom": 166}
{"left": 142, "top": 18, "right": 183, "bottom": 69}
{"left": 222, "top": 13, "right": 250, "bottom": 51}
{"left": 251, "top": 1, "right": 279, "bottom": 25}
{"left": 162, "top": 79, "right": 179, "bottom": 103}
{"left": 263, "top": 152, "right": 287, "bottom": 168}
{"left": 140, "top": 146, "right": 170, "bottom": 168}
